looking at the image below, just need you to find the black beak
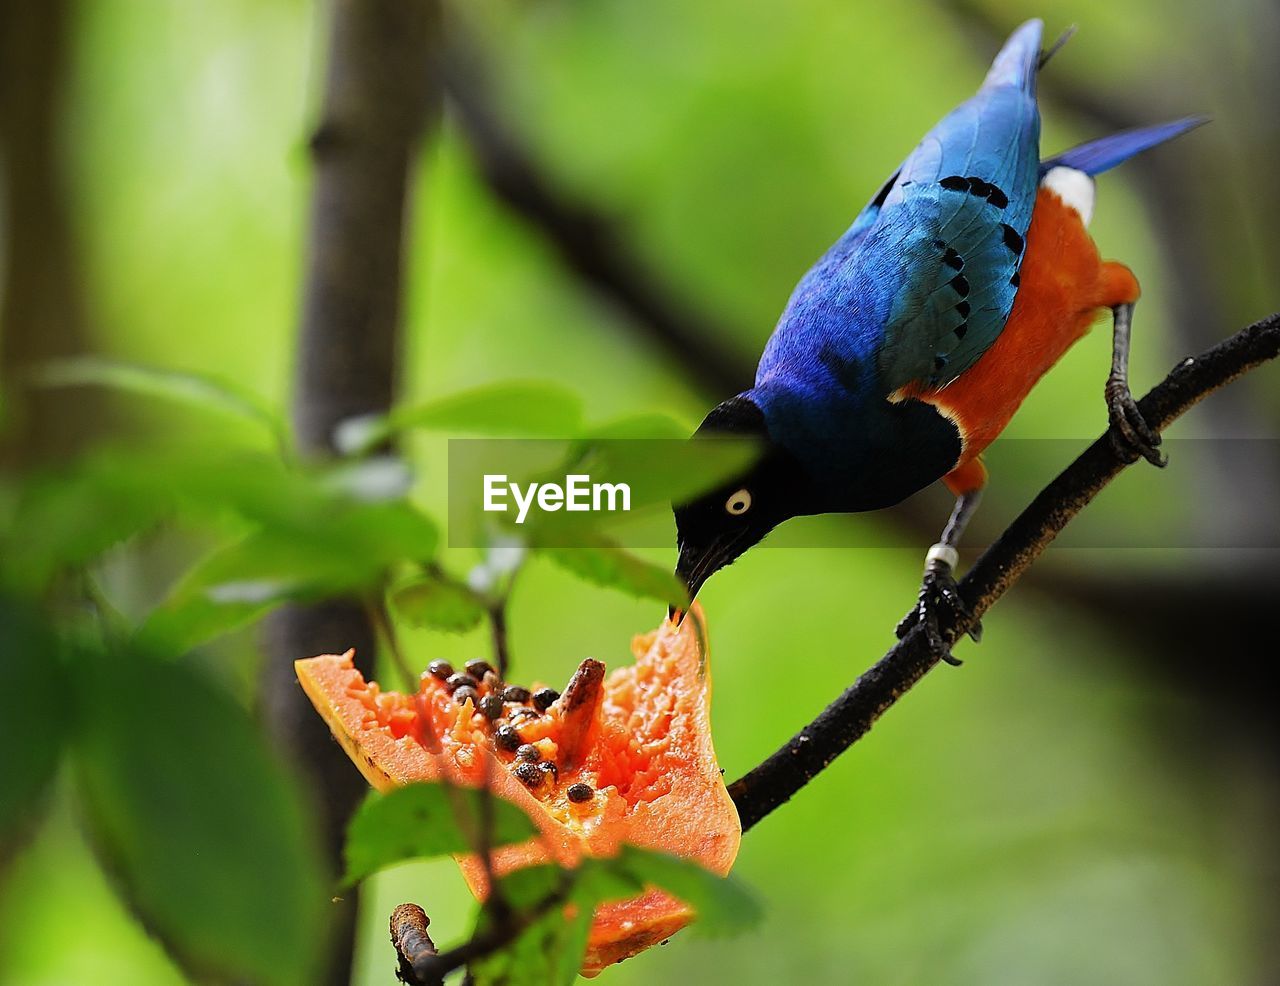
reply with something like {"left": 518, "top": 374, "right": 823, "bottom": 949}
{"left": 670, "top": 542, "right": 720, "bottom": 624}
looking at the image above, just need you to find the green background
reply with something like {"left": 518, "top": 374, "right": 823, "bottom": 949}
{"left": 2, "top": 0, "right": 1277, "bottom": 983}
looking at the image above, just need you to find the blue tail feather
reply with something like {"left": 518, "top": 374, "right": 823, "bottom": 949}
{"left": 982, "top": 18, "right": 1044, "bottom": 92}
{"left": 1040, "top": 116, "right": 1209, "bottom": 177}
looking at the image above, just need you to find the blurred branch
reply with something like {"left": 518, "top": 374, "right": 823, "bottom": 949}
{"left": 441, "top": 41, "right": 754, "bottom": 398}
{"left": 261, "top": 2, "right": 440, "bottom": 983}
{"left": 0, "top": 0, "right": 105, "bottom": 465}
{"left": 729, "top": 311, "right": 1280, "bottom": 831}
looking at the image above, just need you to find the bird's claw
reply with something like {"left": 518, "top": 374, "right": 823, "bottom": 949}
{"left": 895, "top": 564, "right": 981, "bottom": 665}
{"left": 1106, "top": 380, "right": 1166, "bottom": 467}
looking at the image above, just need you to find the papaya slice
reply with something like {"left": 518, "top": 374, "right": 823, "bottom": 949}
{"left": 294, "top": 605, "right": 740, "bottom": 975}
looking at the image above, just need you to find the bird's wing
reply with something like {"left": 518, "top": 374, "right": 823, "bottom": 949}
{"left": 871, "top": 20, "right": 1043, "bottom": 393}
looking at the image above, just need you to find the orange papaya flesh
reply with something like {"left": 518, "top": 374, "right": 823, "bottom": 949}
{"left": 294, "top": 605, "right": 740, "bottom": 975}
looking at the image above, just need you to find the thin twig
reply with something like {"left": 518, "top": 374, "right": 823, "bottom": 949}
{"left": 487, "top": 599, "right": 511, "bottom": 679}
{"left": 392, "top": 877, "right": 573, "bottom": 985}
{"left": 391, "top": 904, "right": 438, "bottom": 986}
{"left": 366, "top": 592, "right": 417, "bottom": 688}
{"left": 728, "top": 312, "right": 1280, "bottom": 831}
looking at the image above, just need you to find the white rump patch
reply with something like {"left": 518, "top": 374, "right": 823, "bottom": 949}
{"left": 1041, "top": 166, "right": 1095, "bottom": 226}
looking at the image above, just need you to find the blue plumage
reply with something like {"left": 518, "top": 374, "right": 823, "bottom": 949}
{"left": 752, "top": 19, "right": 1045, "bottom": 493}
{"left": 672, "top": 20, "right": 1204, "bottom": 634}
{"left": 1040, "top": 116, "right": 1207, "bottom": 177}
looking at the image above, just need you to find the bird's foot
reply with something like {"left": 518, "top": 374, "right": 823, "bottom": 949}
{"left": 1106, "top": 378, "right": 1166, "bottom": 467}
{"left": 895, "top": 551, "right": 981, "bottom": 666}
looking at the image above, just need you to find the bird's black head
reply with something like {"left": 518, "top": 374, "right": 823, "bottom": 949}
{"left": 672, "top": 394, "right": 813, "bottom": 608}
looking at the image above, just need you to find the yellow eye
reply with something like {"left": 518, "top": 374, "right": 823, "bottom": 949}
{"left": 724, "top": 488, "right": 752, "bottom": 515}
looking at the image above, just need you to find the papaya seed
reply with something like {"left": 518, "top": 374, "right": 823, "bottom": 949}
{"left": 494, "top": 725, "right": 522, "bottom": 752}
{"left": 513, "top": 762, "right": 543, "bottom": 788}
{"left": 502, "top": 685, "right": 531, "bottom": 703}
{"left": 515, "top": 744, "right": 540, "bottom": 762}
{"left": 566, "top": 782, "right": 594, "bottom": 803}
{"left": 479, "top": 694, "right": 503, "bottom": 720}
{"left": 445, "top": 672, "right": 478, "bottom": 693}
{"left": 482, "top": 670, "right": 502, "bottom": 693}
{"left": 453, "top": 686, "right": 479, "bottom": 708}
{"left": 428, "top": 659, "right": 454, "bottom": 680}
{"left": 466, "top": 659, "right": 495, "bottom": 680}
{"left": 532, "top": 687, "right": 560, "bottom": 711}
{"left": 537, "top": 761, "right": 559, "bottom": 784}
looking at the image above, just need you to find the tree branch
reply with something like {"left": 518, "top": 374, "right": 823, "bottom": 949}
{"left": 260, "top": 3, "right": 440, "bottom": 983}
{"left": 441, "top": 40, "right": 754, "bottom": 398}
{"left": 729, "top": 311, "right": 1280, "bottom": 832}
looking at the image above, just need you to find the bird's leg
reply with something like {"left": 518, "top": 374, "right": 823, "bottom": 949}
{"left": 1105, "top": 302, "right": 1166, "bottom": 466}
{"left": 896, "top": 474, "right": 984, "bottom": 665}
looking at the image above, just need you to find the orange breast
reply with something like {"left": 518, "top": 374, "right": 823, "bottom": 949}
{"left": 917, "top": 186, "right": 1141, "bottom": 480}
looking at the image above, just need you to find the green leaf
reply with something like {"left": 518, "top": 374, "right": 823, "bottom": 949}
{"left": 29, "top": 357, "right": 284, "bottom": 448}
{"left": 140, "top": 501, "right": 438, "bottom": 651}
{"left": 584, "top": 412, "right": 691, "bottom": 440}
{"left": 0, "top": 601, "right": 65, "bottom": 862}
{"left": 541, "top": 537, "right": 688, "bottom": 608}
{"left": 338, "top": 381, "right": 584, "bottom": 453}
{"left": 345, "top": 783, "right": 540, "bottom": 884}
{"left": 598, "top": 846, "right": 762, "bottom": 938}
{"left": 1, "top": 463, "right": 174, "bottom": 593}
{"left": 390, "top": 574, "right": 487, "bottom": 633}
{"left": 468, "top": 865, "right": 587, "bottom": 986}
{"left": 72, "top": 648, "right": 329, "bottom": 986}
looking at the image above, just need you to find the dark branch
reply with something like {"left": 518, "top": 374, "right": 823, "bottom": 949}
{"left": 391, "top": 904, "right": 439, "bottom": 986}
{"left": 441, "top": 41, "right": 754, "bottom": 399}
{"left": 261, "top": 2, "right": 440, "bottom": 983}
{"left": 729, "top": 311, "right": 1280, "bottom": 831}
{"left": 391, "top": 880, "right": 573, "bottom": 986}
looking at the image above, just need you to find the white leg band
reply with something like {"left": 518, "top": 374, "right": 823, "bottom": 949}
{"left": 925, "top": 543, "right": 959, "bottom": 571}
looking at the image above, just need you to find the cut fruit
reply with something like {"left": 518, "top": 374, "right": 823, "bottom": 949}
{"left": 294, "top": 605, "right": 740, "bottom": 975}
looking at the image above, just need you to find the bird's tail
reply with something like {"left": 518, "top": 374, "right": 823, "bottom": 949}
{"left": 1039, "top": 117, "right": 1209, "bottom": 177}
{"left": 982, "top": 19, "right": 1044, "bottom": 93}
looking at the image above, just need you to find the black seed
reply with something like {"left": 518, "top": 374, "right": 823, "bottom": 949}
{"left": 495, "top": 725, "right": 522, "bottom": 752}
{"left": 465, "top": 659, "right": 494, "bottom": 680}
{"left": 942, "top": 247, "right": 964, "bottom": 270}
{"left": 513, "top": 762, "right": 543, "bottom": 788}
{"left": 955, "top": 322, "right": 969, "bottom": 339}
{"left": 1000, "top": 223, "right": 1024, "bottom": 255}
{"left": 482, "top": 671, "right": 502, "bottom": 693}
{"left": 445, "top": 672, "right": 478, "bottom": 693}
{"left": 532, "top": 688, "right": 560, "bottom": 711}
{"left": 537, "top": 761, "right": 559, "bottom": 784}
{"left": 479, "top": 694, "right": 504, "bottom": 720}
{"left": 428, "top": 659, "right": 454, "bottom": 681}
{"left": 950, "top": 274, "right": 970, "bottom": 297}
{"left": 1010, "top": 272, "right": 1021, "bottom": 287}
{"left": 987, "top": 185, "right": 1009, "bottom": 209}
{"left": 515, "top": 744, "right": 540, "bottom": 763}
{"left": 509, "top": 707, "right": 541, "bottom": 722}
{"left": 453, "top": 686, "right": 479, "bottom": 708}
{"left": 939, "top": 175, "right": 969, "bottom": 192}
{"left": 502, "top": 685, "right": 531, "bottom": 704}
{"left": 567, "top": 783, "right": 594, "bottom": 803}
{"left": 956, "top": 300, "right": 971, "bottom": 319}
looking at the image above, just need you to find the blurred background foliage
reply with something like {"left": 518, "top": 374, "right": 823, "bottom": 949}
{"left": 1, "top": 0, "right": 1278, "bottom": 983}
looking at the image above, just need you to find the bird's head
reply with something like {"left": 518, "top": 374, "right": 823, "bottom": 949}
{"left": 672, "top": 394, "right": 814, "bottom": 609}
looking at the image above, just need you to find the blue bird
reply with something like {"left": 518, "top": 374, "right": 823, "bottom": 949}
{"left": 672, "top": 20, "right": 1203, "bottom": 660}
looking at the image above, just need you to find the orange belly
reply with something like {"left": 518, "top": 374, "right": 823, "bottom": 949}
{"left": 917, "top": 186, "right": 1141, "bottom": 492}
